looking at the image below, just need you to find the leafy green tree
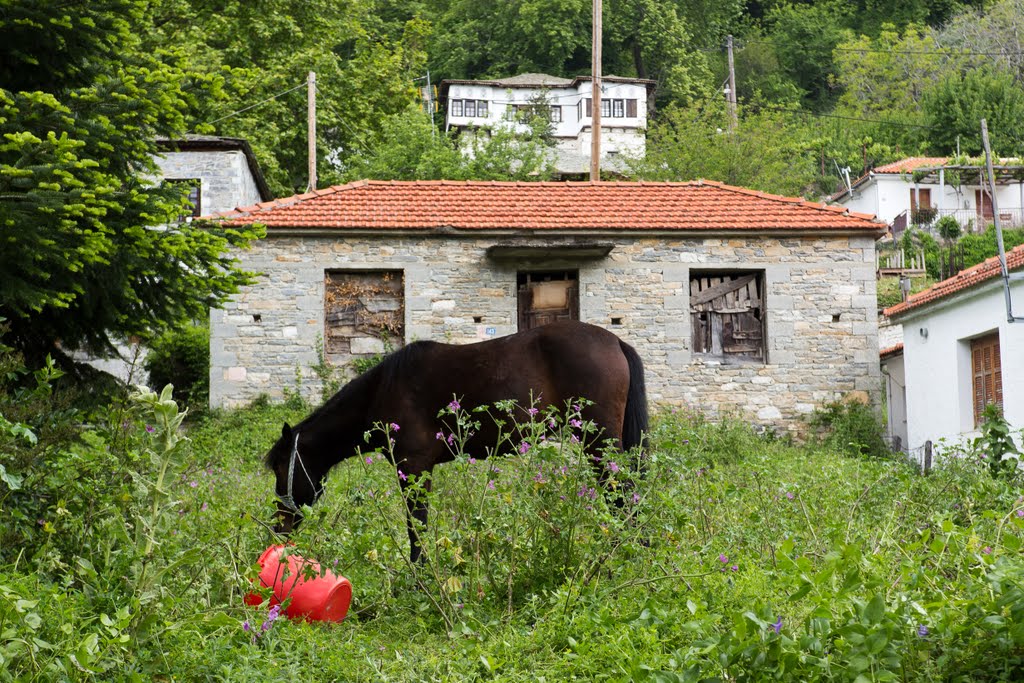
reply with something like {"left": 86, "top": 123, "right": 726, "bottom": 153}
{"left": 142, "top": 0, "right": 429, "bottom": 195}
{"left": 767, "top": 1, "right": 853, "bottom": 107}
{"left": 340, "top": 104, "right": 555, "bottom": 181}
{"left": 921, "top": 67, "right": 1024, "bottom": 155}
{"left": 629, "top": 101, "right": 817, "bottom": 196}
{"left": 0, "top": 0, "right": 261, "bottom": 364}
{"left": 833, "top": 24, "right": 961, "bottom": 122}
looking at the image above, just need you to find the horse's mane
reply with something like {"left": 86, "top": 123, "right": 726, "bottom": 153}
{"left": 264, "top": 340, "right": 437, "bottom": 469}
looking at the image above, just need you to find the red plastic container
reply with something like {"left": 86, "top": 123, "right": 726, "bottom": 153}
{"left": 244, "top": 544, "right": 352, "bottom": 622}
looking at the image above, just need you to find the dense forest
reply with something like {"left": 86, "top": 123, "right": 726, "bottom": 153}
{"left": 139, "top": 0, "right": 1024, "bottom": 197}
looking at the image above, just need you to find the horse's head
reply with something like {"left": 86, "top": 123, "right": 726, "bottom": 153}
{"left": 264, "top": 422, "right": 324, "bottom": 535}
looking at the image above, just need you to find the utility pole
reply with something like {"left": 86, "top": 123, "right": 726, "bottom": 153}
{"left": 307, "top": 71, "right": 317, "bottom": 192}
{"left": 980, "top": 118, "right": 1022, "bottom": 322}
{"left": 590, "top": 0, "right": 602, "bottom": 181}
{"left": 726, "top": 35, "right": 737, "bottom": 132}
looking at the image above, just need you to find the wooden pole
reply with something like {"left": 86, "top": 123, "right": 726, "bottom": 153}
{"left": 726, "top": 35, "right": 737, "bottom": 131}
{"left": 307, "top": 71, "right": 317, "bottom": 192}
{"left": 981, "top": 118, "right": 1019, "bottom": 322}
{"left": 590, "top": 0, "right": 602, "bottom": 181}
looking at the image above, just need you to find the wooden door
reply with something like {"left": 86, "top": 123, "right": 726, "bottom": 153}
{"left": 971, "top": 333, "right": 1002, "bottom": 427}
{"left": 517, "top": 271, "right": 579, "bottom": 331}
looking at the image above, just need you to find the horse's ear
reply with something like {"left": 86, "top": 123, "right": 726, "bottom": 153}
{"left": 281, "top": 422, "right": 292, "bottom": 438}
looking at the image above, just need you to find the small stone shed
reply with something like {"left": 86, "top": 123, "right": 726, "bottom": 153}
{"left": 212, "top": 180, "right": 885, "bottom": 433}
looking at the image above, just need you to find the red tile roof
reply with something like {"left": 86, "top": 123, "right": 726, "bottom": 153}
{"left": 884, "top": 243, "right": 1024, "bottom": 318}
{"left": 223, "top": 180, "right": 883, "bottom": 232}
{"left": 880, "top": 343, "right": 904, "bottom": 359}
{"left": 873, "top": 157, "right": 948, "bottom": 174}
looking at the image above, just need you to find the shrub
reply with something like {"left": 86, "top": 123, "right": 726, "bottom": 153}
{"left": 144, "top": 318, "right": 209, "bottom": 408}
{"left": 808, "top": 397, "right": 891, "bottom": 458}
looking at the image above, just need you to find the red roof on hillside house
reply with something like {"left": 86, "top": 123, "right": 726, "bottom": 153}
{"left": 880, "top": 343, "right": 904, "bottom": 359}
{"left": 223, "top": 180, "right": 883, "bottom": 232}
{"left": 872, "top": 157, "right": 949, "bottom": 174}
{"left": 884, "top": 243, "right": 1024, "bottom": 318}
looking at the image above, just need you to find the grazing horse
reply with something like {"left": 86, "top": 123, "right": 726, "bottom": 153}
{"left": 264, "top": 320, "right": 647, "bottom": 562}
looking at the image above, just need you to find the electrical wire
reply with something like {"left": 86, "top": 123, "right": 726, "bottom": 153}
{"left": 203, "top": 81, "right": 308, "bottom": 127}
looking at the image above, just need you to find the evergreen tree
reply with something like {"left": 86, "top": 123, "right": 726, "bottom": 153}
{"left": 0, "top": 0, "right": 261, "bottom": 364}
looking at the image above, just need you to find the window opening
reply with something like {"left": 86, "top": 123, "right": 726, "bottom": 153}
{"left": 690, "top": 271, "right": 766, "bottom": 362}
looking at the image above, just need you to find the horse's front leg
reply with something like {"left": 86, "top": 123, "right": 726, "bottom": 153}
{"left": 400, "top": 472, "right": 432, "bottom": 564}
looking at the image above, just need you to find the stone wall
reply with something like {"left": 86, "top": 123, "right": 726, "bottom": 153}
{"left": 154, "top": 150, "right": 263, "bottom": 215}
{"left": 210, "top": 232, "right": 881, "bottom": 433}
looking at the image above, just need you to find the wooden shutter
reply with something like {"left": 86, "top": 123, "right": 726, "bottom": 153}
{"left": 626, "top": 99, "right": 637, "bottom": 117}
{"left": 585, "top": 98, "right": 592, "bottom": 117}
{"left": 971, "top": 333, "right": 1003, "bottom": 426}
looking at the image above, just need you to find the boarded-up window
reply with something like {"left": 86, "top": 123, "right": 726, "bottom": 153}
{"left": 324, "top": 271, "right": 404, "bottom": 363}
{"left": 626, "top": 99, "right": 638, "bottom": 117}
{"left": 690, "top": 271, "right": 766, "bottom": 362}
{"left": 971, "top": 332, "right": 1002, "bottom": 427}
{"left": 518, "top": 271, "right": 579, "bottom": 331}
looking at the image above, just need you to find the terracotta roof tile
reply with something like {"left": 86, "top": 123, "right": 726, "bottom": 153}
{"left": 884, "top": 244, "right": 1024, "bottom": 318}
{"left": 880, "top": 343, "right": 904, "bottom": 359}
{"left": 873, "top": 157, "right": 949, "bottom": 174}
{"left": 222, "top": 180, "right": 884, "bottom": 232}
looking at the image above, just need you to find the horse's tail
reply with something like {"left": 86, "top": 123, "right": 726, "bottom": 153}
{"left": 619, "top": 340, "right": 648, "bottom": 452}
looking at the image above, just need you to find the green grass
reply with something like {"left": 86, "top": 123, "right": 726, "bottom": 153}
{"left": 3, "top": 398, "right": 1024, "bottom": 681}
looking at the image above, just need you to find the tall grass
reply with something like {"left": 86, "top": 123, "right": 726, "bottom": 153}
{"left": 2, "top": 386, "right": 1023, "bottom": 681}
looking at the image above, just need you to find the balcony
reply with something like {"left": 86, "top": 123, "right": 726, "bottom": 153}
{"left": 892, "top": 207, "right": 1024, "bottom": 240}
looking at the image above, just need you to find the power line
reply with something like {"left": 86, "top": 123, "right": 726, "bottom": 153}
{"left": 203, "top": 81, "right": 308, "bottom": 127}
{"left": 758, "top": 104, "right": 938, "bottom": 130}
{"left": 833, "top": 46, "right": 1023, "bottom": 57}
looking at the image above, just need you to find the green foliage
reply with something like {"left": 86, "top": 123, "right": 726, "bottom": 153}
{"left": 4, "top": 389, "right": 1024, "bottom": 679}
{"left": 922, "top": 67, "right": 1024, "bottom": 156}
{"left": 767, "top": 1, "right": 852, "bottom": 107}
{"left": 960, "top": 225, "right": 1024, "bottom": 270}
{"left": 143, "top": 319, "right": 210, "bottom": 409}
{"left": 0, "top": 0, "right": 262, "bottom": 364}
{"left": 632, "top": 100, "right": 817, "bottom": 196}
{"left": 937, "top": 213, "right": 963, "bottom": 242}
{"left": 972, "top": 404, "right": 1022, "bottom": 480}
{"left": 809, "top": 398, "right": 891, "bottom": 459}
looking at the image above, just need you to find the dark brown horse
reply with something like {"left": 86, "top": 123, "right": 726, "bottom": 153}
{"left": 264, "top": 320, "right": 647, "bottom": 562}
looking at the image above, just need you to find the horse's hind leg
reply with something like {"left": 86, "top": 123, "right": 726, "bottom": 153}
{"left": 401, "top": 473, "right": 432, "bottom": 564}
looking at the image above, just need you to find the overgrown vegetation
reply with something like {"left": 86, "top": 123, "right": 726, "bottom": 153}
{"left": 3, "top": 345, "right": 1022, "bottom": 680}
{"left": 144, "top": 318, "right": 211, "bottom": 409}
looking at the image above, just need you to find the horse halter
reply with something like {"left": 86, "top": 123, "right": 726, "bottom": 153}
{"left": 278, "top": 431, "right": 324, "bottom": 515}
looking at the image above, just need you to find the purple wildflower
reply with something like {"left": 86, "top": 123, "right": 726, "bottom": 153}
{"left": 447, "top": 433, "right": 456, "bottom": 446}
{"left": 1016, "top": 509, "right": 1024, "bottom": 518}
{"left": 570, "top": 419, "right": 583, "bottom": 429}
{"left": 468, "top": 457, "right": 476, "bottom": 464}
{"left": 201, "top": 502, "right": 208, "bottom": 512}
{"left": 786, "top": 491, "right": 795, "bottom": 500}
{"left": 572, "top": 404, "right": 581, "bottom": 412}
{"left": 632, "top": 492, "right": 641, "bottom": 504}
{"left": 145, "top": 425, "right": 155, "bottom": 433}
{"left": 608, "top": 461, "right": 620, "bottom": 473}
{"left": 389, "top": 422, "right": 400, "bottom": 432}
{"left": 398, "top": 470, "right": 408, "bottom": 481}
{"left": 772, "top": 617, "right": 782, "bottom": 634}
{"left": 718, "top": 553, "right": 728, "bottom": 563}
{"left": 487, "top": 480, "right": 495, "bottom": 491}
{"left": 189, "top": 481, "right": 197, "bottom": 488}
{"left": 365, "top": 457, "right": 373, "bottom": 465}
{"left": 548, "top": 418, "right": 557, "bottom": 429}
{"left": 519, "top": 441, "right": 530, "bottom": 454}
{"left": 448, "top": 399, "right": 460, "bottom": 412}
{"left": 570, "top": 434, "right": 579, "bottom": 444}
{"left": 242, "top": 620, "right": 252, "bottom": 632}
{"left": 917, "top": 624, "right": 929, "bottom": 638}
{"left": 983, "top": 546, "right": 992, "bottom": 555}
{"left": 731, "top": 565, "right": 738, "bottom": 572}
{"left": 528, "top": 407, "right": 539, "bottom": 416}
{"left": 436, "top": 431, "right": 444, "bottom": 441}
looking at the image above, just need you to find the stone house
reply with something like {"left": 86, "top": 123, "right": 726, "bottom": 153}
{"left": 211, "top": 180, "right": 886, "bottom": 433}
{"left": 882, "top": 244, "right": 1024, "bottom": 458}
{"left": 79, "top": 135, "right": 272, "bottom": 383}
{"left": 439, "top": 74, "right": 654, "bottom": 177}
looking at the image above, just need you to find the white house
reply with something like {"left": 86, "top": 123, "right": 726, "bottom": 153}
{"left": 439, "top": 73, "right": 654, "bottom": 177}
{"left": 882, "top": 243, "right": 1024, "bottom": 459}
{"left": 832, "top": 157, "right": 1024, "bottom": 239}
